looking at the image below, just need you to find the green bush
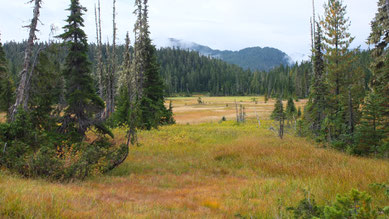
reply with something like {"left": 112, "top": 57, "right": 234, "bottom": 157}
{"left": 288, "top": 189, "right": 389, "bottom": 219}
{"left": 0, "top": 109, "right": 128, "bottom": 181}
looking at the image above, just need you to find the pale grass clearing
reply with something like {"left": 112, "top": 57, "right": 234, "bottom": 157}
{"left": 167, "top": 96, "right": 307, "bottom": 124}
{"left": 1, "top": 118, "right": 388, "bottom": 218}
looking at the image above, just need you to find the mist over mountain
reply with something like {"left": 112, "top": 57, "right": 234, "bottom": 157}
{"left": 159, "top": 38, "right": 292, "bottom": 71}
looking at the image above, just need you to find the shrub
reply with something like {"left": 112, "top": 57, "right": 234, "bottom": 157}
{"left": 288, "top": 189, "right": 389, "bottom": 219}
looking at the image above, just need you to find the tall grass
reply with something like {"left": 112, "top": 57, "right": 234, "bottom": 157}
{"left": 1, "top": 118, "right": 388, "bottom": 218}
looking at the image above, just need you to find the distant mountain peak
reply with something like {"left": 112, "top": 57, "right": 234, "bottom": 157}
{"left": 160, "top": 38, "right": 291, "bottom": 71}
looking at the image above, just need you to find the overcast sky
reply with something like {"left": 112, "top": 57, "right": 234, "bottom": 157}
{"left": 0, "top": 0, "right": 377, "bottom": 60}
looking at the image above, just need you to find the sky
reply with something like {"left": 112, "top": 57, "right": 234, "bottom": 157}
{"left": 0, "top": 0, "right": 378, "bottom": 61}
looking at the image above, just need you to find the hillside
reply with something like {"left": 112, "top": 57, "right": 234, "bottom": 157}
{"left": 166, "top": 38, "right": 291, "bottom": 71}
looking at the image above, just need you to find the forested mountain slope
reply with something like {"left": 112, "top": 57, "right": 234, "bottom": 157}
{"left": 166, "top": 38, "right": 291, "bottom": 71}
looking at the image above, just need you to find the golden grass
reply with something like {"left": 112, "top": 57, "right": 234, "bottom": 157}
{"left": 0, "top": 113, "right": 5, "bottom": 123}
{"left": 0, "top": 97, "right": 388, "bottom": 218}
{"left": 167, "top": 96, "right": 307, "bottom": 124}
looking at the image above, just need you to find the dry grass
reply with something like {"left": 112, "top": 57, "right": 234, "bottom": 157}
{"left": 0, "top": 97, "right": 388, "bottom": 218}
{"left": 167, "top": 96, "right": 307, "bottom": 124}
{"left": 0, "top": 113, "right": 5, "bottom": 123}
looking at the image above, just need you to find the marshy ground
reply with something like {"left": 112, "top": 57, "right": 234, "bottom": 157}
{"left": 0, "top": 96, "right": 388, "bottom": 218}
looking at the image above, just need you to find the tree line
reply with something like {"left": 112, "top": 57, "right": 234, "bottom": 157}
{"left": 2, "top": 41, "right": 371, "bottom": 99}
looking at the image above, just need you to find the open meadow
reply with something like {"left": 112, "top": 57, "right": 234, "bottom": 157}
{"left": 0, "top": 96, "right": 388, "bottom": 218}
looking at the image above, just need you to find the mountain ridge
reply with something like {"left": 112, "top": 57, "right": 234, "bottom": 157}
{"left": 161, "top": 38, "right": 291, "bottom": 71}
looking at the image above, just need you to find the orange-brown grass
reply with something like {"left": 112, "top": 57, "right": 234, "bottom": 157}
{"left": 1, "top": 118, "right": 388, "bottom": 218}
{"left": 167, "top": 96, "right": 307, "bottom": 124}
{"left": 0, "top": 113, "right": 5, "bottom": 123}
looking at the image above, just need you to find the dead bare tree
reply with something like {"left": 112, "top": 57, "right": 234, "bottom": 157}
{"left": 105, "top": 0, "right": 117, "bottom": 118}
{"left": 255, "top": 111, "right": 261, "bottom": 128}
{"left": 9, "top": 0, "right": 42, "bottom": 121}
{"left": 235, "top": 100, "right": 239, "bottom": 123}
{"left": 94, "top": 0, "right": 104, "bottom": 99}
{"left": 235, "top": 101, "right": 246, "bottom": 123}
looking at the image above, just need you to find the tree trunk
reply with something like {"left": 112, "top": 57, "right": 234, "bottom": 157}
{"left": 9, "top": 0, "right": 42, "bottom": 121}
{"left": 235, "top": 100, "right": 239, "bottom": 123}
{"left": 95, "top": 0, "right": 104, "bottom": 99}
{"left": 107, "top": 0, "right": 117, "bottom": 117}
{"left": 348, "top": 89, "right": 354, "bottom": 135}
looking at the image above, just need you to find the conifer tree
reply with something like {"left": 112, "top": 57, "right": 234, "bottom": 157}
{"left": 59, "top": 0, "right": 105, "bottom": 139}
{"left": 321, "top": 0, "right": 354, "bottom": 96}
{"left": 368, "top": 0, "right": 389, "bottom": 129}
{"left": 360, "top": 0, "right": 389, "bottom": 156}
{"left": 304, "top": 23, "right": 328, "bottom": 138}
{"left": 286, "top": 97, "right": 297, "bottom": 122}
{"left": 271, "top": 98, "right": 285, "bottom": 139}
{"left": 355, "top": 91, "right": 387, "bottom": 155}
{"left": 321, "top": 0, "right": 363, "bottom": 143}
{"left": 0, "top": 35, "right": 14, "bottom": 114}
{"left": 134, "top": 0, "right": 169, "bottom": 130}
{"left": 115, "top": 33, "right": 140, "bottom": 145}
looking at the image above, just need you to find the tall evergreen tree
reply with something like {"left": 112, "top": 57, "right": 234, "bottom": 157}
{"left": 359, "top": 0, "right": 389, "bottom": 156}
{"left": 321, "top": 0, "right": 363, "bottom": 144}
{"left": 59, "top": 0, "right": 105, "bottom": 139}
{"left": 286, "top": 97, "right": 297, "bottom": 123}
{"left": 304, "top": 23, "right": 328, "bottom": 138}
{"left": 321, "top": 0, "right": 354, "bottom": 96}
{"left": 368, "top": 0, "right": 389, "bottom": 127}
{"left": 135, "top": 0, "right": 169, "bottom": 129}
{"left": 0, "top": 35, "right": 14, "bottom": 114}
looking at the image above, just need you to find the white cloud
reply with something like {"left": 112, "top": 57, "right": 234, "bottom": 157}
{"left": 0, "top": 0, "right": 377, "bottom": 56}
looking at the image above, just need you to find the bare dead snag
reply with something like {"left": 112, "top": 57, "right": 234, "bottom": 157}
{"left": 9, "top": 0, "right": 42, "bottom": 121}
{"left": 106, "top": 0, "right": 117, "bottom": 118}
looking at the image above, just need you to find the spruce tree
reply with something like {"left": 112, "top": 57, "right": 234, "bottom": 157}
{"left": 271, "top": 98, "right": 285, "bottom": 139}
{"left": 286, "top": 97, "right": 297, "bottom": 122}
{"left": 367, "top": 0, "right": 389, "bottom": 137}
{"left": 0, "top": 35, "right": 14, "bottom": 114}
{"left": 59, "top": 0, "right": 105, "bottom": 139}
{"left": 135, "top": 0, "right": 169, "bottom": 130}
{"left": 321, "top": 0, "right": 354, "bottom": 96}
{"left": 321, "top": 0, "right": 363, "bottom": 144}
{"left": 357, "top": 0, "right": 389, "bottom": 156}
{"left": 355, "top": 91, "right": 387, "bottom": 155}
{"left": 304, "top": 23, "right": 328, "bottom": 138}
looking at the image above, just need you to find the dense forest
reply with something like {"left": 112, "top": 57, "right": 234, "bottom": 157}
{"left": 2, "top": 42, "right": 372, "bottom": 98}
{"left": 166, "top": 38, "right": 291, "bottom": 71}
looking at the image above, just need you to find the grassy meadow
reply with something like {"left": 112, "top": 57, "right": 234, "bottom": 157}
{"left": 0, "top": 96, "right": 388, "bottom": 218}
